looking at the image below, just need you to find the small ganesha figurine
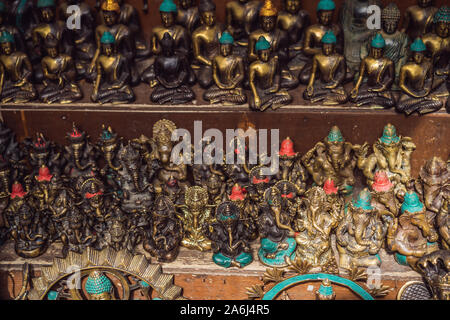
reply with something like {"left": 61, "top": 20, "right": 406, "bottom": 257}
{"left": 143, "top": 195, "right": 183, "bottom": 263}
{"left": 176, "top": 186, "right": 215, "bottom": 251}
{"left": 336, "top": 189, "right": 386, "bottom": 270}
{"left": 203, "top": 201, "right": 253, "bottom": 268}
{"left": 257, "top": 187, "right": 296, "bottom": 267}
{"left": 293, "top": 186, "right": 342, "bottom": 273}
{"left": 387, "top": 191, "right": 439, "bottom": 271}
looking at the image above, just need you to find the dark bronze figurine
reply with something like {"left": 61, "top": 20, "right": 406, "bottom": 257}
{"left": 150, "top": 32, "right": 195, "bottom": 105}
{"left": 204, "top": 201, "right": 253, "bottom": 268}
{"left": 0, "top": 31, "right": 36, "bottom": 103}
{"left": 143, "top": 195, "right": 183, "bottom": 262}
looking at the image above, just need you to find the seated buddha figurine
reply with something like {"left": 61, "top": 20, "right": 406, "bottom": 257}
{"left": 177, "top": 0, "right": 201, "bottom": 34}
{"left": 91, "top": 31, "right": 135, "bottom": 104}
{"left": 113, "top": 0, "right": 151, "bottom": 59}
{"left": 191, "top": 0, "right": 225, "bottom": 89}
{"left": 422, "top": 7, "right": 450, "bottom": 101}
{"left": 40, "top": 35, "right": 82, "bottom": 104}
{"left": 203, "top": 32, "right": 247, "bottom": 105}
{"left": 152, "top": 0, "right": 191, "bottom": 58}
{"left": 32, "top": 0, "right": 70, "bottom": 82}
{"left": 402, "top": 0, "right": 438, "bottom": 41}
{"left": 277, "top": 0, "right": 311, "bottom": 81}
{"left": 58, "top": 0, "right": 96, "bottom": 80}
{"left": 303, "top": 31, "right": 348, "bottom": 105}
{"left": 350, "top": 33, "right": 395, "bottom": 108}
{"left": 142, "top": 0, "right": 192, "bottom": 87}
{"left": 225, "top": 0, "right": 262, "bottom": 50}
{"left": 249, "top": 36, "right": 292, "bottom": 111}
{"left": 90, "top": 0, "right": 139, "bottom": 85}
{"left": 0, "top": 1, "right": 26, "bottom": 54}
{"left": 397, "top": 38, "right": 443, "bottom": 115}
{"left": 339, "top": 0, "right": 381, "bottom": 75}
{"left": 298, "top": 0, "right": 349, "bottom": 85}
{"left": 0, "top": 31, "right": 36, "bottom": 103}
{"left": 248, "top": 0, "right": 298, "bottom": 89}
{"left": 150, "top": 32, "right": 195, "bottom": 105}
{"left": 361, "top": 3, "right": 409, "bottom": 85}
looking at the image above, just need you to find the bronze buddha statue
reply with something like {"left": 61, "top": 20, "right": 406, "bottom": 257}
{"left": 203, "top": 31, "right": 247, "bottom": 105}
{"left": 351, "top": 33, "right": 396, "bottom": 108}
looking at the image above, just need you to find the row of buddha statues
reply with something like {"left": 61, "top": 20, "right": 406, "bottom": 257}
{"left": 0, "top": 119, "right": 448, "bottom": 274}
{"left": 0, "top": 0, "right": 449, "bottom": 114}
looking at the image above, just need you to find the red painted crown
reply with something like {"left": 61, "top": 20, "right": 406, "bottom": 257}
{"left": 372, "top": 171, "right": 393, "bottom": 192}
{"left": 323, "top": 178, "right": 338, "bottom": 195}
{"left": 11, "top": 182, "right": 26, "bottom": 199}
{"left": 229, "top": 184, "right": 246, "bottom": 201}
{"left": 279, "top": 137, "right": 296, "bottom": 157}
{"left": 36, "top": 166, "right": 53, "bottom": 182}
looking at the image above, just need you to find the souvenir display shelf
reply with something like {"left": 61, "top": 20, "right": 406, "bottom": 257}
{"left": 1, "top": 84, "right": 448, "bottom": 300}
{"left": 0, "top": 0, "right": 449, "bottom": 300}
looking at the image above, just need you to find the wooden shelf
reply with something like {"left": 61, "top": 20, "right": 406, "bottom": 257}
{"left": 0, "top": 239, "right": 420, "bottom": 281}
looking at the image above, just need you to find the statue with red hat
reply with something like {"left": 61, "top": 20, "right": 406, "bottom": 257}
{"left": 63, "top": 123, "right": 99, "bottom": 183}
{"left": 302, "top": 126, "right": 357, "bottom": 196}
{"left": 276, "top": 137, "right": 308, "bottom": 196}
{"left": 371, "top": 170, "right": 402, "bottom": 230}
{"left": 6, "top": 180, "right": 49, "bottom": 258}
{"left": 228, "top": 183, "right": 259, "bottom": 241}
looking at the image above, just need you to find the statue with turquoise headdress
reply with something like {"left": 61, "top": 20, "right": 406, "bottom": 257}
{"left": 0, "top": 31, "right": 36, "bottom": 103}
{"left": 302, "top": 126, "right": 357, "bottom": 197}
{"left": 248, "top": 36, "right": 292, "bottom": 111}
{"left": 386, "top": 191, "right": 439, "bottom": 271}
{"left": 142, "top": 0, "right": 193, "bottom": 88}
{"left": 91, "top": 31, "right": 135, "bottom": 104}
{"left": 356, "top": 123, "right": 416, "bottom": 195}
{"left": 203, "top": 201, "right": 253, "bottom": 268}
{"left": 90, "top": 0, "right": 141, "bottom": 86}
{"left": 303, "top": 30, "right": 349, "bottom": 105}
{"left": 397, "top": 38, "right": 444, "bottom": 115}
{"left": 361, "top": 3, "right": 409, "bottom": 86}
{"left": 203, "top": 31, "right": 247, "bottom": 105}
{"left": 335, "top": 189, "right": 386, "bottom": 270}
{"left": 350, "top": 33, "right": 396, "bottom": 108}
{"left": 32, "top": 0, "right": 71, "bottom": 83}
{"left": 248, "top": 0, "right": 298, "bottom": 89}
{"left": 85, "top": 271, "right": 114, "bottom": 300}
{"left": 0, "top": 1, "right": 26, "bottom": 54}
{"left": 298, "top": 0, "right": 354, "bottom": 85}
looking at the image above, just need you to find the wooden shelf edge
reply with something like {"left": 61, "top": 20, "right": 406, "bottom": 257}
{"left": 0, "top": 241, "right": 421, "bottom": 281}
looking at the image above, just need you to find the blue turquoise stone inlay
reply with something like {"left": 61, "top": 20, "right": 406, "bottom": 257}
{"left": 47, "top": 290, "right": 59, "bottom": 300}
{"left": 318, "top": 284, "right": 334, "bottom": 296}
{"left": 212, "top": 252, "right": 253, "bottom": 268}
{"left": 394, "top": 253, "right": 409, "bottom": 266}
{"left": 258, "top": 237, "right": 296, "bottom": 267}
{"left": 262, "top": 273, "right": 374, "bottom": 300}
